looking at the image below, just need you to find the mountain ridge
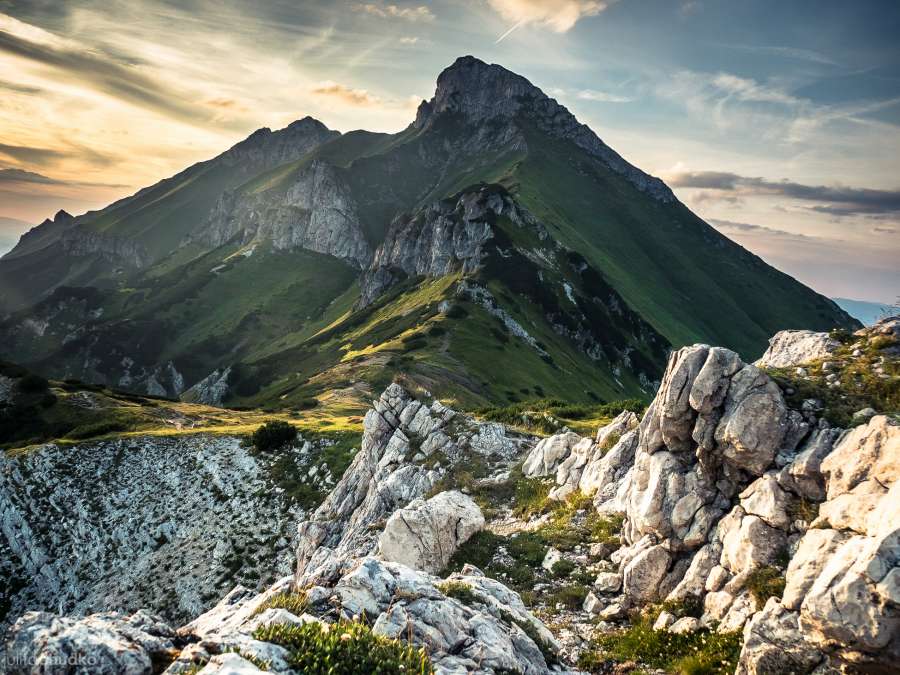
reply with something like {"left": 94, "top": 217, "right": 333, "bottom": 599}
{"left": 0, "top": 55, "right": 857, "bottom": 411}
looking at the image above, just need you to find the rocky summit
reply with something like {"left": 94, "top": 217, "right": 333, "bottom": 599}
{"left": 2, "top": 318, "right": 897, "bottom": 674}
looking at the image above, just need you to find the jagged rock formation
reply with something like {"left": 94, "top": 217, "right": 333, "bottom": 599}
{"left": 359, "top": 186, "right": 539, "bottom": 306}
{"left": 194, "top": 159, "right": 372, "bottom": 268}
{"left": 295, "top": 383, "right": 528, "bottom": 585}
{"left": 525, "top": 322, "right": 900, "bottom": 672}
{"left": 0, "top": 435, "right": 314, "bottom": 628}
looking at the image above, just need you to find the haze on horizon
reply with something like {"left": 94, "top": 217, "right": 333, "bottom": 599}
{"left": 0, "top": 0, "right": 897, "bottom": 304}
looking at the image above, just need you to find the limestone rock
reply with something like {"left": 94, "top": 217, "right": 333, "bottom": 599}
{"left": 755, "top": 330, "right": 840, "bottom": 368}
{"left": 522, "top": 431, "right": 582, "bottom": 477}
{"left": 737, "top": 599, "right": 827, "bottom": 675}
{"left": 378, "top": 490, "right": 484, "bottom": 574}
{"left": 623, "top": 544, "right": 671, "bottom": 603}
{"left": 4, "top": 610, "right": 176, "bottom": 675}
{"left": 668, "top": 616, "right": 700, "bottom": 635}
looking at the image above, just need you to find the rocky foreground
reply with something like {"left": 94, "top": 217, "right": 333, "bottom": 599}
{"left": 3, "top": 318, "right": 898, "bottom": 674}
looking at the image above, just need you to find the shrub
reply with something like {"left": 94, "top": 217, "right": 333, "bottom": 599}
{"left": 39, "top": 393, "right": 58, "bottom": 408}
{"left": 437, "top": 581, "right": 478, "bottom": 605}
{"left": 551, "top": 559, "right": 575, "bottom": 578}
{"left": 251, "top": 421, "right": 297, "bottom": 452}
{"left": 746, "top": 566, "right": 786, "bottom": 608}
{"left": 512, "top": 477, "right": 552, "bottom": 518}
{"left": 253, "top": 620, "right": 433, "bottom": 675}
{"left": 586, "top": 614, "right": 742, "bottom": 674}
{"left": 547, "top": 584, "right": 588, "bottom": 610}
{"left": 297, "top": 398, "right": 319, "bottom": 410}
{"left": 253, "top": 591, "right": 308, "bottom": 617}
{"left": 445, "top": 304, "right": 468, "bottom": 319}
{"left": 18, "top": 374, "right": 49, "bottom": 393}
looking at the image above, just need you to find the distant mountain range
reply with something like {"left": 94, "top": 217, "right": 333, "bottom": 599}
{"left": 0, "top": 56, "right": 858, "bottom": 411}
{"left": 833, "top": 297, "right": 899, "bottom": 325}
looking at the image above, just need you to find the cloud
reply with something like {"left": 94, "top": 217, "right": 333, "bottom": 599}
{"left": 0, "top": 167, "right": 62, "bottom": 184}
{"left": 709, "top": 219, "right": 813, "bottom": 240}
{"left": 0, "top": 142, "right": 67, "bottom": 165}
{"left": 0, "top": 167, "right": 126, "bottom": 188}
{"left": 489, "top": 0, "right": 611, "bottom": 39}
{"left": 0, "top": 20, "right": 226, "bottom": 128}
{"left": 357, "top": 3, "right": 434, "bottom": 21}
{"left": 576, "top": 89, "right": 632, "bottom": 103}
{"left": 720, "top": 43, "right": 838, "bottom": 67}
{"left": 0, "top": 77, "right": 41, "bottom": 94}
{"left": 312, "top": 81, "right": 381, "bottom": 106}
{"left": 399, "top": 36, "right": 419, "bottom": 45}
{"left": 710, "top": 73, "right": 799, "bottom": 106}
{"left": 669, "top": 170, "right": 900, "bottom": 217}
{"left": 872, "top": 226, "right": 896, "bottom": 234}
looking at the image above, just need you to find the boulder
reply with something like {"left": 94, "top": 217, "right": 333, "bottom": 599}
{"left": 622, "top": 544, "right": 671, "bottom": 602}
{"left": 378, "top": 490, "right": 484, "bottom": 574}
{"left": 755, "top": 330, "right": 840, "bottom": 368}
{"left": 522, "top": 431, "right": 582, "bottom": 477}
{"left": 737, "top": 599, "right": 827, "bottom": 675}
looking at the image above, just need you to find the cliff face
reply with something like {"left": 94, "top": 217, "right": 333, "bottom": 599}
{"left": 358, "top": 186, "right": 533, "bottom": 306}
{"left": 195, "top": 159, "right": 372, "bottom": 268}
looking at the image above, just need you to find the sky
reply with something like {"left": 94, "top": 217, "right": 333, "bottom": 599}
{"left": 0, "top": 0, "right": 898, "bottom": 304}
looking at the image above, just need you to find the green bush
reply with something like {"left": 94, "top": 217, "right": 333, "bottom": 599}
{"left": 253, "top": 620, "right": 433, "bottom": 675}
{"left": 251, "top": 421, "right": 298, "bottom": 452}
{"left": 18, "top": 374, "right": 49, "bottom": 393}
{"left": 551, "top": 559, "right": 575, "bottom": 578}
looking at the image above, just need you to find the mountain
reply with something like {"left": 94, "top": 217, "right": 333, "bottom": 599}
{"left": 0, "top": 56, "right": 857, "bottom": 411}
{"left": 833, "top": 297, "right": 899, "bottom": 325}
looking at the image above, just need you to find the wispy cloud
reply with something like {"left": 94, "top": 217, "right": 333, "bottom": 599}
{"left": 0, "top": 143, "right": 67, "bottom": 165}
{"left": 489, "top": 0, "right": 612, "bottom": 41}
{"left": 312, "top": 80, "right": 381, "bottom": 106}
{"left": 0, "top": 17, "right": 226, "bottom": 129}
{"left": 576, "top": 89, "right": 633, "bottom": 103}
{"left": 670, "top": 170, "right": 900, "bottom": 217}
{"left": 719, "top": 43, "right": 839, "bottom": 67}
{"left": 0, "top": 167, "right": 126, "bottom": 188}
{"left": 357, "top": 3, "right": 435, "bottom": 22}
{"left": 399, "top": 36, "right": 420, "bottom": 45}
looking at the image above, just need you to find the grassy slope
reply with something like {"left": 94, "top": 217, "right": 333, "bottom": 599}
{"left": 509, "top": 126, "right": 856, "bottom": 358}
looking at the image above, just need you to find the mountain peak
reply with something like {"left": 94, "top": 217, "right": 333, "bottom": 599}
{"left": 417, "top": 56, "right": 675, "bottom": 203}
{"left": 416, "top": 56, "right": 546, "bottom": 127}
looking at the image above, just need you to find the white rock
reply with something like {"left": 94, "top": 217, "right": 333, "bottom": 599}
{"left": 542, "top": 548, "right": 563, "bottom": 572}
{"left": 668, "top": 616, "right": 700, "bottom": 635}
{"left": 594, "top": 572, "right": 622, "bottom": 593}
{"left": 378, "top": 490, "right": 484, "bottom": 574}
{"left": 653, "top": 610, "right": 676, "bottom": 631}
{"left": 756, "top": 330, "right": 840, "bottom": 368}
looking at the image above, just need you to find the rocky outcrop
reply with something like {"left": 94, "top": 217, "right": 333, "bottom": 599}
{"left": 415, "top": 56, "right": 674, "bottom": 202}
{"left": 359, "top": 186, "right": 540, "bottom": 306}
{"left": 533, "top": 337, "right": 899, "bottom": 670}
{"left": 738, "top": 415, "right": 900, "bottom": 673}
{"left": 378, "top": 490, "right": 485, "bottom": 573}
{"left": 218, "top": 117, "right": 339, "bottom": 172}
{"left": 180, "top": 367, "right": 231, "bottom": 406}
{"left": 0, "top": 434, "right": 313, "bottom": 628}
{"left": 756, "top": 329, "right": 841, "bottom": 368}
{"left": 4, "top": 610, "right": 178, "bottom": 675}
{"left": 295, "top": 383, "right": 529, "bottom": 585}
{"left": 195, "top": 159, "right": 371, "bottom": 268}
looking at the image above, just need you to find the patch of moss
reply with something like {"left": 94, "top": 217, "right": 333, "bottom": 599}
{"left": 437, "top": 581, "right": 478, "bottom": 605}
